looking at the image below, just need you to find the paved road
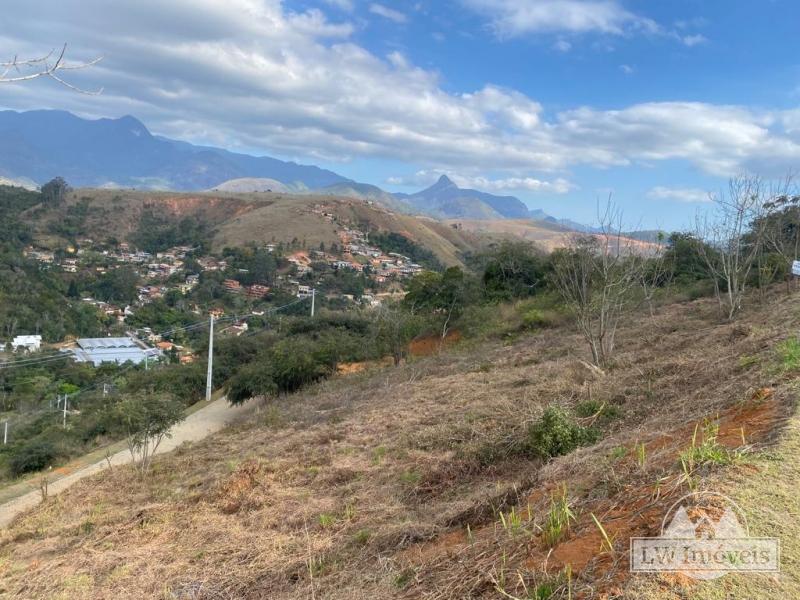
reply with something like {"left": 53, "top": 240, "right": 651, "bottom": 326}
{"left": 0, "top": 396, "right": 257, "bottom": 529}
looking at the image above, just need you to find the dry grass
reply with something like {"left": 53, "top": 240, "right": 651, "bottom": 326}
{"left": 1, "top": 289, "right": 799, "bottom": 599}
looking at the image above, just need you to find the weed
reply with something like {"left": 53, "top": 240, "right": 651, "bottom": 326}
{"left": 679, "top": 421, "right": 739, "bottom": 472}
{"left": 393, "top": 568, "right": 415, "bottom": 589}
{"left": 738, "top": 354, "right": 759, "bottom": 369}
{"left": 307, "top": 555, "right": 329, "bottom": 577}
{"left": 343, "top": 502, "right": 357, "bottom": 521}
{"left": 540, "top": 486, "right": 575, "bottom": 548}
{"left": 590, "top": 513, "right": 616, "bottom": 555}
{"left": 575, "top": 400, "right": 621, "bottom": 420}
{"left": 498, "top": 506, "right": 526, "bottom": 536}
{"left": 609, "top": 446, "right": 627, "bottom": 460}
{"left": 78, "top": 520, "right": 95, "bottom": 535}
{"left": 776, "top": 337, "right": 800, "bottom": 372}
{"left": 400, "top": 469, "right": 422, "bottom": 485}
{"left": 372, "top": 445, "right": 388, "bottom": 465}
{"left": 353, "top": 528, "right": 371, "bottom": 546}
{"left": 262, "top": 405, "right": 284, "bottom": 428}
{"left": 318, "top": 513, "right": 337, "bottom": 528}
{"left": 635, "top": 441, "right": 647, "bottom": 470}
{"left": 526, "top": 406, "right": 600, "bottom": 459}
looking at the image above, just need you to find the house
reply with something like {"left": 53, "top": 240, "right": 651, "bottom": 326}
{"left": 11, "top": 335, "right": 42, "bottom": 353}
{"left": 297, "top": 285, "right": 313, "bottom": 299}
{"left": 224, "top": 279, "right": 243, "bottom": 293}
{"left": 247, "top": 284, "right": 270, "bottom": 299}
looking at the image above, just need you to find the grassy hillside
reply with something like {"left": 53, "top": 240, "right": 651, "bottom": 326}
{"left": 23, "top": 188, "right": 488, "bottom": 267}
{"left": 1, "top": 289, "right": 797, "bottom": 598}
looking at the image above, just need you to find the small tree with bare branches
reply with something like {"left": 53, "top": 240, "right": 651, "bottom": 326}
{"left": 550, "top": 204, "right": 643, "bottom": 367}
{"left": 640, "top": 231, "right": 674, "bottom": 317}
{"left": 110, "top": 393, "right": 184, "bottom": 476}
{"left": 695, "top": 175, "right": 769, "bottom": 320}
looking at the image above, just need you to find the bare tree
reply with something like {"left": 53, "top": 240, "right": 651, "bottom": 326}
{"left": 1, "top": 44, "right": 103, "bottom": 94}
{"left": 695, "top": 175, "right": 769, "bottom": 320}
{"left": 550, "top": 203, "right": 643, "bottom": 367}
{"left": 640, "top": 232, "right": 674, "bottom": 317}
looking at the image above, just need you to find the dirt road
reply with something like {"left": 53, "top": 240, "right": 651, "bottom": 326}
{"left": 0, "top": 396, "right": 257, "bottom": 528}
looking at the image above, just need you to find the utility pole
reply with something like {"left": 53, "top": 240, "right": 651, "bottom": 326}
{"left": 205, "top": 314, "right": 215, "bottom": 402}
{"left": 311, "top": 288, "right": 316, "bottom": 317}
{"left": 145, "top": 353, "right": 149, "bottom": 371}
{"left": 3, "top": 420, "right": 7, "bottom": 445}
{"left": 62, "top": 394, "right": 68, "bottom": 429}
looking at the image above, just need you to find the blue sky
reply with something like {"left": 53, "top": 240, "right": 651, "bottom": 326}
{"left": 2, "top": 0, "right": 800, "bottom": 229}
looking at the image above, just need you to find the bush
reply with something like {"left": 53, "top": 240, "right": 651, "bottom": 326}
{"left": 575, "top": 400, "right": 622, "bottom": 420}
{"left": 525, "top": 406, "right": 599, "bottom": 459}
{"left": 521, "top": 308, "right": 550, "bottom": 329}
{"left": 9, "top": 439, "right": 57, "bottom": 476}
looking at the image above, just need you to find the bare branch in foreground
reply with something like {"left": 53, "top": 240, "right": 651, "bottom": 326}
{"left": 0, "top": 44, "right": 103, "bottom": 95}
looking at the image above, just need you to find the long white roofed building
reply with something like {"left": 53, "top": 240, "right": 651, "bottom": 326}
{"left": 65, "top": 337, "right": 161, "bottom": 367}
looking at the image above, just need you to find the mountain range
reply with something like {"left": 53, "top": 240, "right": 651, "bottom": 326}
{"left": 0, "top": 109, "right": 582, "bottom": 226}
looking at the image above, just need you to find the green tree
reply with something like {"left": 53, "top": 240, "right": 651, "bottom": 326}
{"left": 404, "top": 267, "right": 476, "bottom": 338}
{"left": 93, "top": 267, "right": 139, "bottom": 304}
{"left": 41, "top": 177, "right": 70, "bottom": 206}
{"left": 372, "top": 306, "right": 424, "bottom": 366}
{"left": 481, "top": 241, "right": 550, "bottom": 301}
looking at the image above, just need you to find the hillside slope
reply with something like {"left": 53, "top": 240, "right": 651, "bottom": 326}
{"left": 24, "top": 188, "right": 486, "bottom": 267}
{"left": 1, "top": 290, "right": 797, "bottom": 598}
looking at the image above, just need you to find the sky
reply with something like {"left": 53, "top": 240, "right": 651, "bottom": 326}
{"left": 1, "top": 0, "right": 800, "bottom": 229}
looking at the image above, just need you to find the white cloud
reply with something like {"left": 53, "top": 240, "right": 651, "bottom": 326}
{"left": 323, "top": 0, "right": 356, "bottom": 12}
{"left": 553, "top": 39, "right": 572, "bottom": 52}
{"left": 460, "top": 0, "right": 658, "bottom": 37}
{"left": 619, "top": 64, "right": 634, "bottom": 75}
{"left": 647, "top": 186, "right": 711, "bottom": 203}
{"left": 0, "top": 0, "right": 796, "bottom": 182}
{"left": 323, "top": 0, "right": 355, "bottom": 11}
{"left": 369, "top": 3, "right": 407, "bottom": 23}
{"left": 681, "top": 33, "right": 707, "bottom": 47}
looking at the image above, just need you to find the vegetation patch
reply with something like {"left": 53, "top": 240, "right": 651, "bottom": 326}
{"left": 525, "top": 406, "right": 600, "bottom": 459}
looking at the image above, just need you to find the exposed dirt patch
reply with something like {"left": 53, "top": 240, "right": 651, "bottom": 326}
{"left": 409, "top": 330, "right": 462, "bottom": 357}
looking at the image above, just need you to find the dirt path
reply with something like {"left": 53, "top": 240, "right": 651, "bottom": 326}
{"left": 0, "top": 396, "right": 257, "bottom": 528}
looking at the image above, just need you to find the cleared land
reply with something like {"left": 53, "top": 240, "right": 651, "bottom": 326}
{"left": 0, "top": 290, "right": 798, "bottom": 599}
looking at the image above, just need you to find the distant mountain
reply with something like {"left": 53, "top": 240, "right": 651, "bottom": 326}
{"left": 395, "top": 175, "right": 531, "bottom": 220}
{"left": 0, "top": 110, "right": 349, "bottom": 191}
{"left": 0, "top": 109, "right": 599, "bottom": 232}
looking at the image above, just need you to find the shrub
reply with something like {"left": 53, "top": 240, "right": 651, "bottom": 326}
{"left": 521, "top": 308, "right": 550, "bottom": 329}
{"left": 9, "top": 439, "right": 57, "bottom": 476}
{"left": 525, "top": 406, "right": 599, "bottom": 459}
{"left": 575, "top": 400, "right": 622, "bottom": 420}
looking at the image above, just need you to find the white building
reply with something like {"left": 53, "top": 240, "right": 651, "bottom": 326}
{"left": 11, "top": 335, "right": 42, "bottom": 353}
